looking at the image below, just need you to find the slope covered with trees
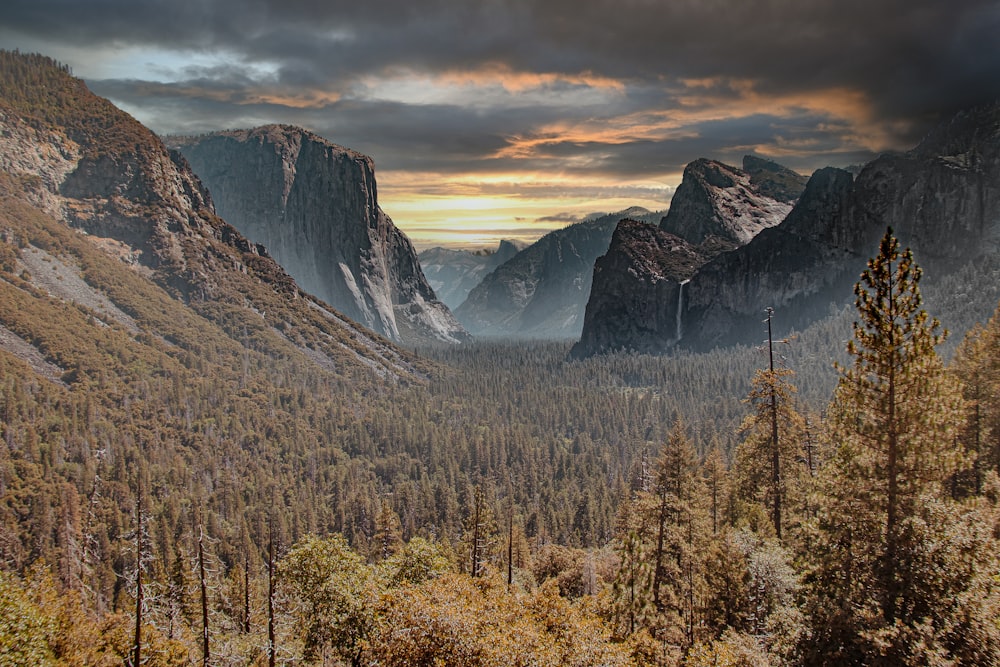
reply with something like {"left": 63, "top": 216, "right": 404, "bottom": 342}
{"left": 3, "top": 51, "right": 1000, "bottom": 666}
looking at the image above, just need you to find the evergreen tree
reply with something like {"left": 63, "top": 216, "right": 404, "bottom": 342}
{"left": 835, "top": 229, "right": 963, "bottom": 622}
{"left": 801, "top": 228, "right": 996, "bottom": 665}
{"left": 735, "top": 362, "right": 807, "bottom": 540}
{"left": 951, "top": 311, "right": 1000, "bottom": 493}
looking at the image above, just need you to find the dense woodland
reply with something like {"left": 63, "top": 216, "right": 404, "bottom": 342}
{"left": 4, "top": 51, "right": 1000, "bottom": 666}
{"left": 5, "top": 205, "right": 1000, "bottom": 665}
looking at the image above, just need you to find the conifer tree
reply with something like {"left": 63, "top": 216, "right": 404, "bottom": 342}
{"left": 801, "top": 228, "right": 993, "bottom": 664}
{"left": 833, "top": 228, "right": 963, "bottom": 623}
{"left": 701, "top": 445, "right": 730, "bottom": 536}
{"left": 650, "top": 421, "right": 704, "bottom": 647}
{"left": 735, "top": 360, "right": 806, "bottom": 541}
{"left": 952, "top": 312, "right": 1000, "bottom": 493}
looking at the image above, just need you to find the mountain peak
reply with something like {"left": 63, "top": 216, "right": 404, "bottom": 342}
{"left": 660, "top": 156, "right": 802, "bottom": 245}
{"left": 742, "top": 154, "right": 809, "bottom": 202}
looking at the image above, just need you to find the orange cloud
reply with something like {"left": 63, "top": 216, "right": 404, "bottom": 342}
{"left": 241, "top": 90, "right": 342, "bottom": 108}
{"left": 496, "top": 79, "right": 891, "bottom": 163}
{"left": 434, "top": 63, "right": 627, "bottom": 93}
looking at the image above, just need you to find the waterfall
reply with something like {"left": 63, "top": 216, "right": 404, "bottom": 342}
{"left": 675, "top": 279, "right": 689, "bottom": 342}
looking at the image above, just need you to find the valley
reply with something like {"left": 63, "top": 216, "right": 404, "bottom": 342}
{"left": 2, "top": 50, "right": 1000, "bottom": 666}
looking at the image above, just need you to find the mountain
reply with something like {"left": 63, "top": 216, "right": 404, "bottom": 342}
{"left": 418, "top": 239, "right": 524, "bottom": 310}
{"left": 0, "top": 52, "right": 427, "bottom": 383}
{"left": 658, "top": 155, "right": 806, "bottom": 245}
{"left": 571, "top": 220, "right": 735, "bottom": 356}
{"left": 455, "top": 208, "right": 663, "bottom": 339}
{"left": 171, "top": 126, "right": 467, "bottom": 345}
{"left": 574, "top": 102, "right": 1000, "bottom": 356}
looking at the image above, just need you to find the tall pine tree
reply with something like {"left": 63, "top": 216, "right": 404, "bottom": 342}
{"left": 800, "top": 228, "right": 1000, "bottom": 665}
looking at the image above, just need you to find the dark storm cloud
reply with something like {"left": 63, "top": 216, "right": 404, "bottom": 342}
{"left": 90, "top": 77, "right": 570, "bottom": 174}
{"left": 525, "top": 112, "right": 879, "bottom": 178}
{"left": 6, "top": 0, "right": 999, "bottom": 120}
{"left": 5, "top": 0, "right": 1000, "bottom": 186}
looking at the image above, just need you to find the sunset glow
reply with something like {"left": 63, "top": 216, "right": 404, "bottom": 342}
{"left": 2, "top": 1, "right": 996, "bottom": 249}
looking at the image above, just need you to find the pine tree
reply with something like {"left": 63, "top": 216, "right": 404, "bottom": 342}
{"left": 833, "top": 229, "right": 963, "bottom": 623}
{"left": 801, "top": 228, "right": 991, "bottom": 664}
{"left": 951, "top": 307, "right": 1000, "bottom": 493}
{"left": 735, "top": 359, "right": 806, "bottom": 541}
{"left": 650, "top": 421, "right": 704, "bottom": 648}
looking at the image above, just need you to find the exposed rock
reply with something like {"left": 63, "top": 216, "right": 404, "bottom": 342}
{"left": 574, "top": 101, "right": 1000, "bottom": 356}
{"left": 659, "top": 157, "right": 804, "bottom": 245}
{"left": 742, "top": 154, "right": 810, "bottom": 202}
{"left": 680, "top": 167, "right": 859, "bottom": 349}
{"left": 455, "top": 208, "right": 663, "bottom": 339}
{"left": 570, "top": 219, "right": 725, "bottom": 356}
{"left": 172, "top": 126, "right": 468, "bottom": 345}
{"left": 418, "top": 239, "right": 524, "bottom": 310}
{"left": 0, "top": 51, "right": 426, "bottom": 382}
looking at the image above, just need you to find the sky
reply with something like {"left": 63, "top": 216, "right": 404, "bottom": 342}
{"left": 2, "top": 1, "right": 1000, "bottom": 249}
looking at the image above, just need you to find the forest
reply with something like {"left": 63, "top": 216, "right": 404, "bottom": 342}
{"left": 4, "top": 206, "right": 1000, "bottom": 665}
{"left": 3, "top": 50, "right": 1000, "bottom": 667}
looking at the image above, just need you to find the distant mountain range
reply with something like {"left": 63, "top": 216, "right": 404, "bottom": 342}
{"left": 573, "top": 103, "right": 1000, "bottom": 357}
{"left": 171, "top": 126, "right": 467, "bottom": 345}
{"left": 418, "top": 240, "right": 524, "bottom": 310}
{"left": 453, "top": 208, "right": 665, "bottom": 339}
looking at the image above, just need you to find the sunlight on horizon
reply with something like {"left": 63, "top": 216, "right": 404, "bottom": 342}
{"left": 381, "top": 191, "right": 671, "bottom": 250}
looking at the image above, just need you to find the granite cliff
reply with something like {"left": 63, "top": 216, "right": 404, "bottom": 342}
{"left": 418, "top": 239, "right": 524, "bottom": 310}
{"left": 659, "top": 155, "right": 806, "bottom": 244}
{"left": 574, "top": 102, "right": 1000, "bottom": 356}
{"left": 571, "top": 219, "right": 724, "bottom": 356}
{"left": 0, "top": 52, "right": 425, "bottom": 382}
{"left": 173, "top": 126, "right": 467, "bottom": 345}
{"left": 455, "top": 208, "right": 663, "bottom": 339}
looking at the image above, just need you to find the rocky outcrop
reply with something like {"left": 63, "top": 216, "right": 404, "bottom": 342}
{"left": 574, "top": 102, "right": 1000, "bottom": 356}
{"left": 678, "top": 167, "right": 860, "bottom": 349}
{"left": 0, "top": 51, "right": 425, "bottom": 381}
{"left": 570, "top": 219, "right": 723, "bottom": 356}
{"left": 455, "top": 208, "right": 662, "bottom": 339}
{"left": 682, "top": 103, "right": 1000, "bottom": 350}
{"left": 418, "top": 239, "right": 524, "bottom": 310}
{"left": 172, "top": 126, "right": 467, "bottom": 345}
{"left": 659, "top": 156, "right": 806, "bottom": 245}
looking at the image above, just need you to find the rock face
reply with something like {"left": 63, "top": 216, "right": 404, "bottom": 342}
{"left": 0, "top": 52, "right": 425, "bottom": 381}
{"left": 418, "top": 239, "right": 524, "bottom": 310}
{"left": 570, "top": 220, "right": 719, "bottom": 356}
{"left": 172, "top": 126, "right": 467, "bottom": 345}
{"left": 659, "top": 156, "right": 806, "bottom": 245}
{"left": 679, "top": 167, "right": 860, "bottom": 349}
{"left": 574, "top": 102, "right": 1000, "bottom": 356}
{"left": 455, "top": 208, "right": 662, "bottom": 338}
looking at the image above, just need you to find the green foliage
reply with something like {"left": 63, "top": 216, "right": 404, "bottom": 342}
{"left": 0, "top": 570, "right": 55, "bottom": 666}
{"left": 280, "top": 534, "right": 382, "bottom": 665}
{"left": 384, "top": 536, "right": 453, "bottom": 585}
{"left": 798, "top": 229, "right": 999, "bottom": 665}
{"left": 734, "top": 366, "right": 809, "bottom": 539}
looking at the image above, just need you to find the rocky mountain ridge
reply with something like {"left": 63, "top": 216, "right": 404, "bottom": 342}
{"left": 658, "top": 155, "right": 806, "bottom": 245}
{"left": 0, "top": 51, "right": 426, "bottom": 382}
{"left": 574, "top": 102, "right": 1000, "bottom": 356}
{"left": 418, "top": 239, "right": 524, "bottom": 310}
{"left": 172, "top": 126, "right": 467, "bottom": 345}
{"left": 455, "top": 208, "right": 664, "bottom": 339}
